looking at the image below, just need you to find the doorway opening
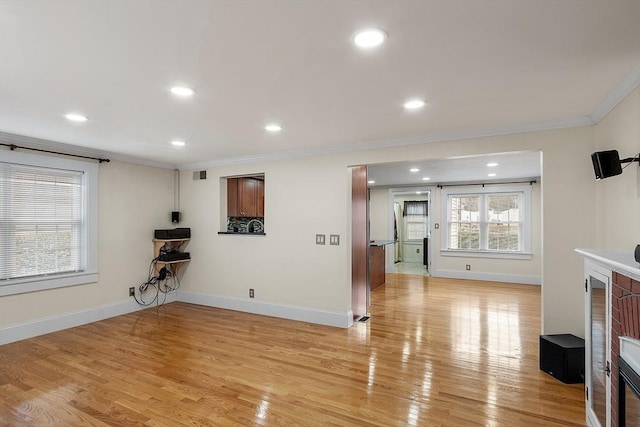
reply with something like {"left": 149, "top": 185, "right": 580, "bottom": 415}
{"left": 388, "top": 187, "right": 432, "bottom": 276}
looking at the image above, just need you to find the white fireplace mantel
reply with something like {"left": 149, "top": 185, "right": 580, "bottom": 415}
{"left": 575, "top": 248, "right": 640, "bottom": 281}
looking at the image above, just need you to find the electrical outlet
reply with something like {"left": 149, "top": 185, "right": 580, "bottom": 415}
{"left": 416, "top": 248, "right": 420, "bottom": 253}
{"left": 316, "top": 234, "right": 325, "bottom": 245}
{"left": 466, "top": 265, "right": 471, "bottom": 271}
{"left": 249, "top": 288, "right": 254, "bottom": 298}
{"left": 129, "top": 287, "right": 135, "bottom": 297}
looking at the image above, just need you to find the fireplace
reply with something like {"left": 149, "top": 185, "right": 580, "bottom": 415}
{"left": 576, "top": 249, "right": 640, "bottom": 427}
{"left": 619, "top": 338, "right": 640, "bottom": 427}
{"left": 610, "top": 272, "right": 640, "bottom": 426}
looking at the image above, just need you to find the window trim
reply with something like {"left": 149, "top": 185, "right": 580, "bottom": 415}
{"left": 440, "top": 185, "right": 532, "bottom": 260}
{"left": 0, "top": 150, "right": 98, "bottom": 296}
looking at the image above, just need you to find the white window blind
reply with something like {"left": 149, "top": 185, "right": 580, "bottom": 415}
{"left": 0, "top": 162, "right": 86, "bottom": 281}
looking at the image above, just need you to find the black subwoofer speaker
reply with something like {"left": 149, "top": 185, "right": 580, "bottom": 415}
{"left": 540, "top": 334, "right": 585, "bottom": 384}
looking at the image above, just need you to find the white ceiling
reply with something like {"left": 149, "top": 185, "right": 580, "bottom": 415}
{"left": 367, "top": 151, "right": 541, "bottom": 187}
{"left": 0, "top": 1, "right": 639, "bottom": 170}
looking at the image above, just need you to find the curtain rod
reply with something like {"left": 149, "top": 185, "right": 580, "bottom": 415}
{"left": 437, "top": 180, "right": 536, "bottom": 189}
{"left": 1, "top": 143, "right": 110, "bottom": 163}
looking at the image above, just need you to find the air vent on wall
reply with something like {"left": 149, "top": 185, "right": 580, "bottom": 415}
{"left": 192, "top": 170, "right": 207, "bottom": 180}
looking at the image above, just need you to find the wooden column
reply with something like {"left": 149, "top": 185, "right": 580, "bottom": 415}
{"left": 351, "top": 166, "right": 368, "bottom": 319}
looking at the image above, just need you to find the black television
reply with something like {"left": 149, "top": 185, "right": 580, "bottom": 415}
{"left": 591, "top": 150, "right": 622, "bottom": 180}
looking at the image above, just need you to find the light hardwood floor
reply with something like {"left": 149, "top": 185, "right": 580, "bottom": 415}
{"left": 0, "top": 275, "right": 585, "bottom": 426}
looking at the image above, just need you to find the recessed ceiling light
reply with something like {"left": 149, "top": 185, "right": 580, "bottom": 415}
{"left": 368, "top": 180, "right": 375, "bottom": 184}
{"left": 64, "top": 113, "right": 88, "bottom": 122}
{"left": 403, "top": 99, "right": 426, "bottom": 110}
{"left": 422, "top": 177, "right": 431, "bottom": 181}
{"left": 353, "top": 28, "right": 387, "bottom": 48}
{"left": 265, "top": 124, "right": 282, "bottom": 132}
{"left": 487, "top": 162, "right": 499, "bottom": 167}
{"left": 410, "top": 168, "right": 420, "bottom": 173}
{"left": 170, "top": 86, "right": 195, "bottom": 97}
{"left": 171, "top": 140, "right": 186, "bottom": 147}
{"left": 488, "top": 173, "right": 497, "bottom": 177}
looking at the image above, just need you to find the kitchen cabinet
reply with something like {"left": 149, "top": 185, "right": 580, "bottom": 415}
{"left": 228, "top": 177, "right": 264, "bottom": 218}
{"left": 369, "top": 240, "right": 395, "bottom": 291}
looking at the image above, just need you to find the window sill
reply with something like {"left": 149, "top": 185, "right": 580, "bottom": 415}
{"left": 0, "top": 271, "right": 99, "bottom": 296}
{"left": 440, "top": 250, "right": 533, "bottom": 260}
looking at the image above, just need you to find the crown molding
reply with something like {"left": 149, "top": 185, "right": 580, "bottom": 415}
{"left": 0, "top": 131, "right": 176, "bottom": 170}
{"left": 179, "top": 115, "right": 594, "bottom": 170}
{"left": 590, "top": 63, "right": 640, "bottom": 124}
{"left": 4, "top": 64, "right": 638, "bottom": 172}
{"left": 180, "top": 64, "right": 640, "bottom": 171}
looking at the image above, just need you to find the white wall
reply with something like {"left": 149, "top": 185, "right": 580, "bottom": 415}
{"left": 0, "top": 160, "right": 175, "bottom": 343}
{"left": 178, "top": 158, "right": 352, "bottom": 326}
{"left": 368, "top": 187, "right": 388, "bottom": 241}
{"left": 595, "top": 87, "right": 640, "bottom": 249}
{"left": 177, "top": 125, "right": 596, "bottom": 337}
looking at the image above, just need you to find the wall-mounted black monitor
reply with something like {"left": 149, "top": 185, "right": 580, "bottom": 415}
{"left": 591, "top": 150, "right": 623, "bottom": 180}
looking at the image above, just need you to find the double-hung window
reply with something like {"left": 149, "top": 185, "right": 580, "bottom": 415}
{"left": 442, "top": 185, "right": 532, "bottom": 259}
{"left": 0, "top": 150, "right": 98, "bottom": 296}
{"left": 403, "top": 200, "right": 428, "bottom": 241}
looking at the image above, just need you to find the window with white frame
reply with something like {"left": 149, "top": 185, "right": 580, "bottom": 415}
{"left": 442, "top": 185, "right": 532, "bottom": 258}
{"left": 0, "top": 150, "right": 98, "bottom": 296}
{"left": 403, "top": 200, "right": 428, "bottom": 241}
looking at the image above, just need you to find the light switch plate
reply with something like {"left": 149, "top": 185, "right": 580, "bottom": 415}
{"left": 316, "top": 234, "right": 325, "bottom": 245}
{"left": 330, "top": 234, "right": 340, "bottom": 245}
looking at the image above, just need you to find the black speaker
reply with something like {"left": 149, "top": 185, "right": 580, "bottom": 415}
{"left": 540, "top": 334, "right": 585, "bottom": 384}
{"left": 592, "top": 150, "right": 622, "bottom": 180}
{"left": 171, "top": 211, "right": 180, "bottom": 223}
{"left": 635, "top": 244, "right": 640, "bottom": 263}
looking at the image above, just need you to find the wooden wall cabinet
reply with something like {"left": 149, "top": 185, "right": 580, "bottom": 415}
{"left": 228, "top": 177, "right": 264, "bottom": 218}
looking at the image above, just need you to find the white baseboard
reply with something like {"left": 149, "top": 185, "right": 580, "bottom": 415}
{"left": 178, "top": 291, "right": 353, "bottom": 328}
{"left": 0, "top": 293, "right": 177, "bottom": 345}
{"left": 430, "top": 269, "right": 541, "bottom": 285}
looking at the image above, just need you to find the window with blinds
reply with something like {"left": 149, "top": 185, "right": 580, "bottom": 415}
{"left": 0, "top": 162, "right": 86, "bottom": 280}
{"left": 0, "top": 149, "right": 98, "bottom": 296}
{"left": 403, "top": 201, "right": 428, "bottom": 241}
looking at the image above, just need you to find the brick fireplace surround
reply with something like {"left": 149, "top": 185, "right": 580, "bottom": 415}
{"left": 610, "top": 271, "right": 640, "bottom": 427}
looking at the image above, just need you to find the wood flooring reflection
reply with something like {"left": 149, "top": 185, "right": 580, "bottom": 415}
{"left": 0, "top": 275, "right": 585, "bottom": 426}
